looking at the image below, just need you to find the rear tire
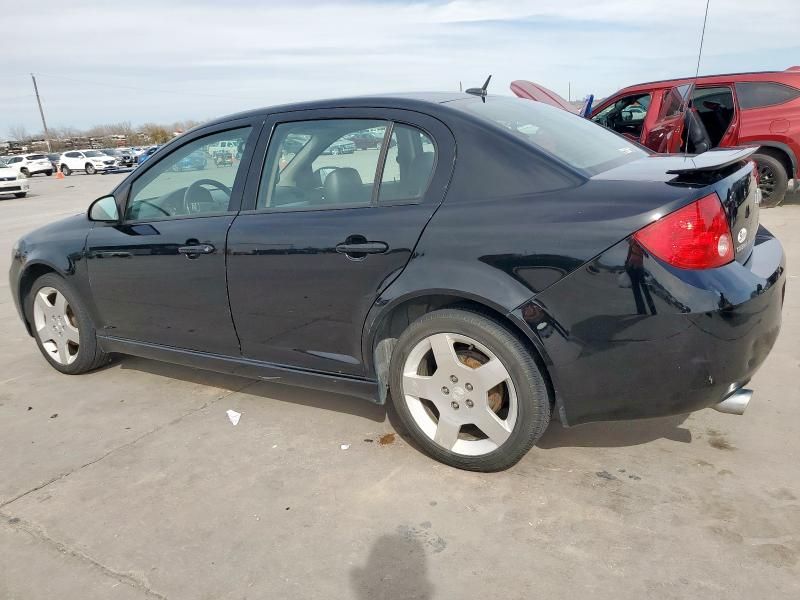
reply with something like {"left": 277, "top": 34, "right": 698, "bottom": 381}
{"left": 754, "top": 152, "right": 788, "bottom": 208}
{"left": 20, "top": 168, "right": 29, "bottom": 178}
{"left": 45, "top": 170, "right": 53, "bottom": 176}
{"left": 389, "top": 308, "right": 550, "bottom": 471}
{"left": 61, "top": 165, "right": 71, "bottom": 176}
{"left": 25, "top": 273, "right": 109, "bottom": 375}
{"left": 85, "top": 163, "right": 96, "bottom": 175}
{"left": 14, "top": 192, "right": 27, "bottom": 198}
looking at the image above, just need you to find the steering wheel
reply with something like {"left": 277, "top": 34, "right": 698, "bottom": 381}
{"left": 182, "top": 179, "right": 231, "bottom": 214}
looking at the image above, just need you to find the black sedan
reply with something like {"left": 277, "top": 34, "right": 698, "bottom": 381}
{"left": 9, "top": 93, "right": 785, "bottom": 471}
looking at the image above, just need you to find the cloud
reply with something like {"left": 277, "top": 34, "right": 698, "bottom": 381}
{"left": 1, "top": 0, "right": 797, "bottom": 134}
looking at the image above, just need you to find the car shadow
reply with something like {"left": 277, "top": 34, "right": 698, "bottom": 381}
{"left": 114, "top": 355, "right": 387, "bottom": 423}
{"left": 111, "top": 356, "right": 691, "bottom": 446}
{"left": 536, "top": 413, "right": 692, "bottom": 448}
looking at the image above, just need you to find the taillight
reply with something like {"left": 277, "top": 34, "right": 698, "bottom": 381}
{"left": 633, "top": 193, "right": 733, "bottom": 269}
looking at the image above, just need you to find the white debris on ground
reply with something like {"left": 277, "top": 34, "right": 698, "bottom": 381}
{"left": 226, "top": 409, "right": 241, "bottom": 426}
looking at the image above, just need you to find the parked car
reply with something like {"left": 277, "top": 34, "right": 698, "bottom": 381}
{"left": 3, "top": 153, "right": 54, "bottom": 177}
{"left": 47, "top": 153, "right": 61, "bottom": 171}
{"left": 346, "top": 131, "right": 383, "bottom": 149}
{"left": 137, "top": 146, "right": 159, "bottom": 165}
{"left": 9, "top": 93, "right": 784, "bottom": 471}
{"left": 58, "top": 150, "right": 117, "bottom": 175}
{"left": 321, "top": 138, "right": 356, "bottom": 155}
{"left": 101, "top": 148, "right": 134, "bottom": 168}
{"left": 512, "top": 67, "right": 800, "bottom": 207}
{"left": 0, "top": 159, "right": 29, "bottom": 198}
{"left": 172, "top": 150, "right": 207, "bottom": 171}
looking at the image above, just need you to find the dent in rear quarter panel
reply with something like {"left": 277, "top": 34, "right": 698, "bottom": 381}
{"left": 518, "top": 228, "right": 785, "bottom": 425}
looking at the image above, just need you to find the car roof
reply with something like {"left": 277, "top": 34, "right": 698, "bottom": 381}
{"left": 615, "top": 69, "right": 800, "bottom": 95}
{"left": 201, "top": 92, "right": 473, "bottom": 129}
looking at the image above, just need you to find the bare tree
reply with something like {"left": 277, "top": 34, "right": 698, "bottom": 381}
{"left": 140, "top": 123, "right": 172, "bottom": 144}
{"left": 7, "top": 124, "right": 29, "bottom": 142}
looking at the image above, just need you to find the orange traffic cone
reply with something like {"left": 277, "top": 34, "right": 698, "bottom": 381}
{"left": 55, "top": 166, "right": 64, "bottom": 180}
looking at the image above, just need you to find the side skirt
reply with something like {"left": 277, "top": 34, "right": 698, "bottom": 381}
{"left": 98, "top": 336, "right": 381, "bottom": 403}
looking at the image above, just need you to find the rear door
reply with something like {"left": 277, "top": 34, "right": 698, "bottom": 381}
{"left": 226, "top": 108, "right": 455, "bottom": 376}
{"left": 643, "top": 84, "right": 691, "bottom": 152}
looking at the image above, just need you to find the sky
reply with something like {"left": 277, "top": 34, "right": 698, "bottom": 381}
{"left": 1, "top": 0, "right": 798, "bottom": 138}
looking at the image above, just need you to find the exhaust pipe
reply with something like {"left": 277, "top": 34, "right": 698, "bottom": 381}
{"left": 712, "top": 388, "right": 753, "bottom": 415}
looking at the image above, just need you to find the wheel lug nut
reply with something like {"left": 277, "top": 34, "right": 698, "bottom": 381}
{"left": 465, "top": 383, "right": 473, "bottom": 391}
{"left": 441, "top": 387, "right": 449, "bottom": 395}
{"left": 451, "top": 401, "right": 459, "bottom": 410}
{"left": 450, "top": 375, "right": 458, "bottom": 383}
{"left": 466, "top": 399, "right": 474, "bottom": 408}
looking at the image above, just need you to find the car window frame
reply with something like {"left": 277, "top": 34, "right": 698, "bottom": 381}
{"left": 116, "top": 117, "right": 262, "bottom": 225}
{"left": 243, "top": 110, "right": 443, "bottom": 214}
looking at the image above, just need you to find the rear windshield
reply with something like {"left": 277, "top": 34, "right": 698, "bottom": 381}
{"left": 452, "top": 96, "right": 648, "bottom": 175}
{"left": 26, "top": 154, "right": 46, "bottom": 160}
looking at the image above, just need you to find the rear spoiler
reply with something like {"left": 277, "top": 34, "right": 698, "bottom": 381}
{"left": 665, "top": 147, "right": 758, "bottom": 175}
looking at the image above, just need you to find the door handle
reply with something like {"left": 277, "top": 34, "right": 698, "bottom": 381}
{"left": 178, "top": 244, "right": 215, "bottom": 257}
{"left": 335, "top": 241, "right": 389, "bottom": 256}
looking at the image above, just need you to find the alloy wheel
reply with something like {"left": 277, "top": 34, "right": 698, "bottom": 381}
{"left": 33, "top": 287, "right": 80, "bottom": 365}
{"left": 402, "top": 332, "right": 517, "bottom": 456}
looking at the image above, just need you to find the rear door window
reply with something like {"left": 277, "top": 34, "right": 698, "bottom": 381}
{"left": 379, "top": 124, "right": 436, "bottom": 203}
{"left": 257, "top": 119, "right": 389, "bottom": 210}
{"left": 735, "top": 81, "right": 800, "bottom": 109}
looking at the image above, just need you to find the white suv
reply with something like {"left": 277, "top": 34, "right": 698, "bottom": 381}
{"left": 0, "top": 160, "right": 30, "bottom": 198}
{"left": 4, "top": 154, "right": 54, "bottom": 177}
{"left": 59, "top": 150, "right": 118, "bottom": 175}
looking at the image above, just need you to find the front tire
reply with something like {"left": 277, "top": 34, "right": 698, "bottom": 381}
{"left": 61, "top": 165, "right": 71, "bottom": 176}
{"left": 45, "top": 170, "right": 53, "bottom": 176}
{"left": 389, "top": 309, "right": 550, "bottom": 471}
{"left": 754, "top": 153, "right": 788, "bottom": 208}
{"left": 25, "top": 273, "right": 109, "bottom": 375}
{"left": 14, "top": 192, "right": 27, "bottom": 198}
{"left": 85, "top": 163, "right": 96, "bottom": 175}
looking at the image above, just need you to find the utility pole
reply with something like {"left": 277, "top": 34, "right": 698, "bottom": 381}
{"left": 30, "top": 73, "right": 51, "bottom": 152}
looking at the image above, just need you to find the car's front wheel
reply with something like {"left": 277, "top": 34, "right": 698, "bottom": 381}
{"left": 389, "top": 309, "right": 550, "bottom": 471}
{"left": 25, "top": 274, "right": 109, "bottom": 375}
{"left": 85, "top": 163, "right": 96, "bottom": 175}
{"left": 14, "top": 192, "right": 27, "bottom": 198}
{"left": 60, "top": 165, "right": 71, "bottom": 176}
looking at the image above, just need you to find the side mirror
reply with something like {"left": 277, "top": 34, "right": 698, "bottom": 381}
{"left": 88, "top": 195, "right": 120, "bottom": 222}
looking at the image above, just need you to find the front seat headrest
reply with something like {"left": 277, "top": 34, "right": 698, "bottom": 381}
{"left": 323, "top": 167, "right": 364, "bottom": 205}
{"left": 406, "top": 152, "right": 435, "bottom": 197}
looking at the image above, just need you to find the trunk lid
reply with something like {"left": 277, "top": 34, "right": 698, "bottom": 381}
{"left": 594, "top": 148, "right": 761, "bottom": 264}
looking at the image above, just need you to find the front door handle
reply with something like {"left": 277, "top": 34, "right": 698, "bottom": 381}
{"left": 178, "top": 243, "right": 215, "bottom": 258}
{"left": 336, "top": 241, "right": 389, "bottom": 257}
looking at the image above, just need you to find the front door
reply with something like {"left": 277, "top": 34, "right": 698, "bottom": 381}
{"left": 86, "top": 121, "right": 257, "bottom": 354}
{"left": 226, "top": 109, "right": 454, "bottom": 376}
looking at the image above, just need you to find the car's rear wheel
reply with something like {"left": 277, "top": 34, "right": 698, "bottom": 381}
{"left": 85, "top": 163, "right": 96, "bottom": 175}
{"left": 20, "top": 168, "right": 29, "bottom": 178}
{"left": 754, "top": 153, "right": 788, "bottom": 208}
{"left": 25, "top": 274, "right": 109, "bottom": 375}
{"left": 60, "top": 165, "right": 71, "bottom": 176}
{"left": 389, "top": 309, "right": 550, "bottom": 471}
{"left": 14, "top": 192, "right": 27, "bottom": 198}
{"left": 45, "top": 170, "right": 53, "bottom": 176}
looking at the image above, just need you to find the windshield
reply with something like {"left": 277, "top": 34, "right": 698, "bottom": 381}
{"left": 84, "top": 150, "right": 104, "bottom": 157}
{"left": 452, "top": 96, "right": 648, "bottom": 175}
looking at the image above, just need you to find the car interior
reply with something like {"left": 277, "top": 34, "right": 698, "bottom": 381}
{"left": 591, "top": 93, "right": 651, "bottom": 140}
{"left": 690, "top": 86, "right": 735, "bottom": 148}
{"left": 259, "top": 120, "right": 435, "bottom": 210}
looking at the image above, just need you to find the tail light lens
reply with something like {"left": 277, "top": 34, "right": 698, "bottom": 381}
{"left": 633, "top": 193, "right": 733, "bottom": 269}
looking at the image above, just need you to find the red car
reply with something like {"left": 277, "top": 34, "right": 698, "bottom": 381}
{"left": 513, "top": 67, "right": 800, "bottom": 207}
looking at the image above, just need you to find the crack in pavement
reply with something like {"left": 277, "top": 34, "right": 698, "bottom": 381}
{"left": 2, "top": 513, "right": 169, "bottom": 600}
{"left": 1, "top": 380, "right": 257, "bottom": 512}
{"left": 1, "top": 380, "right": 260, "bottom": 599}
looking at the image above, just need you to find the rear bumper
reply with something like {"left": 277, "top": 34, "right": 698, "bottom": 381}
{"left": 514, "top": 226, "right": 786, "bottom": 426}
